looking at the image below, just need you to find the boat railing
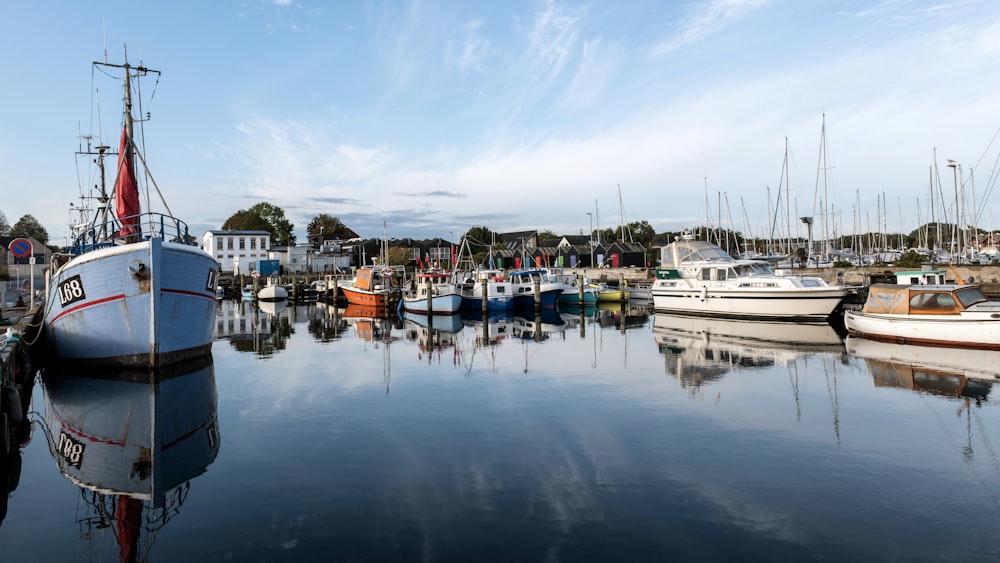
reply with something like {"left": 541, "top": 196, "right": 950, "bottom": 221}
{"left": 69, "top": 212, "right": 196, "bottom": 255}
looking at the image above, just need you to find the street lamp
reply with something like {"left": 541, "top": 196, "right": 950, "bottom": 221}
{"left": 947, "top": 159, "right": 960, "bottom": 257}
{"left": 586, "top": 212, "right": 594, "bottom": 267}
{"left": 800, "top": 216, "right": 813, "bottom": 267}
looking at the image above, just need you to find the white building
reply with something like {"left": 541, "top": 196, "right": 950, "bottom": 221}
{"left": 202, "top": 230, "right": 272, "bottom": 276}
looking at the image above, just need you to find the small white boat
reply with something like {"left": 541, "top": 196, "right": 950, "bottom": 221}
{"left": 650, "top": 230, "right": 848, "bottom": 321}
{"left": 844, "top": 283, "right": 1000, "bottom": 349}
{"left": 400, "top": 271, "right": 463, "bottom": 314}
{"left": 241, "top": 285, "right": 254, "bottom": 300}
{"left": 257, "top": 275, "right": 288, "bottom": 302}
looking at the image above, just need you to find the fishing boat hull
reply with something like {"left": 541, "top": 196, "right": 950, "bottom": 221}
{"left": 457, "top": 282, "right": 514, "bottom": 311}
{"left": 558, "top": 287, "right": 599, "bottom": 305}
{"left": 341, "top": 285, "right": 391, "bottom": 307}
{"left": 401, "top": 293, "right": 463, "bottom": 315}
{"left": 652, "top": 283, "right": 846, "bottom": 321}
{"left": 512, "top": 288, "right": 562, "bottom": 309}
{"left": 45, "top": 238, "right": 219, "bottom": 368}
{"left": 844, "top": 310, "right": 1000, "bottom": 350}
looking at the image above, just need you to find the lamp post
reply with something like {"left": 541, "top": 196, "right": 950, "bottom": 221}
{"left": 799, "top": 216, "right": 813, "bottom": 268}
{"left": 586, "top": 212, "right": 594, "bottom": 267}
{"left": 947, "top": 159, "right": 960, "bottom": 258}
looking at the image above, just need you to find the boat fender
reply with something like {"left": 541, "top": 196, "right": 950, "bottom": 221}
{"left": 700, "top": 286, "right": 708, "bottom": 301}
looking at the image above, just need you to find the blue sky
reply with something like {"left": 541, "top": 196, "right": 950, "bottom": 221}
{"left": 2, "top": 0, "right": 1000, "bottom": 246}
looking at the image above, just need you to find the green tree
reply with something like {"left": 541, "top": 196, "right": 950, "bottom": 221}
{"left": 221, "top": 202, "right": 296, "bottom": 246}
{"left": 250, "top": 202, "right": 295, "bottom": 246}
{"left": 222, "top": 209, "right": 271, "bottom": 232}
{"left": 11, "top": 214, "right": 48, "bottom": 244}
{"left": 307, "top": 214, "right": 352, "bottom": 240}
{"left": 0, "top": 210, "right": 10, "bottom": 236}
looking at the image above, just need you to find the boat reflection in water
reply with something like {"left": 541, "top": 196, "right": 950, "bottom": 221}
{"left": 653, "top": 313, "right": 846, "bottom": 389}
{"left": 848, "top": 337, "right": 998, "bottom": 400}
{"left": 214, "top": 299, "right": 292, "bottom": 357}
{"left": 402, "top": 311, "right": 463, "bottom": 363}
{"left": 39, "top": 355, "right": 220, "bottom": 562}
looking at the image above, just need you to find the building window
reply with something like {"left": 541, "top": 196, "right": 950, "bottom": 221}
{"left": 261, "top": 237, "right": 267, "bottom": 250}
{"left": 239, "top": 238, "right": 246, "bottom": 250}
{"left": 227, "top": 238, "right": 234, "bottom": 250}
{"left": 216, "top": 239, "right": 223, "bottom": 250}
{"left": 250, "top": 238, "right": 257, "bottom": 250}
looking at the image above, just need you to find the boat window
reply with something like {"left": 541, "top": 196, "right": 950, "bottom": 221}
{"left": 956, "top": 287, "right": 988, "bottom": 308}
{"left": 701, "top": 269, "right": 711, "bottom": 281}
{"left": 909, "top": 292, "right": 956, "bottom": 312}
{"left": 717, "top": 268, "right": 727, "bottom": 281}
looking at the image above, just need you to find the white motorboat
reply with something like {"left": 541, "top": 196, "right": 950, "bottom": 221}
{"left": 650, "top": 231, "right": 848, "bottom": 321}
{"left": 844, "top": 283, "right": 1000, "bottom": 349}
{"left": 257, "top": 275, "right": 288, "bottom": 302}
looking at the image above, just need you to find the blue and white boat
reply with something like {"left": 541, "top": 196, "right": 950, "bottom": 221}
{"left": 454, "top": 269, "right": 515, "bottom": 311}
{"left": 506, "top": 269, "right": 563, "bottom": 309}
{"left": 44, "top": 53, "right": 219, "bottom": 368}
{"left": 400, "top": 271, "right": 463, "bottom": 314}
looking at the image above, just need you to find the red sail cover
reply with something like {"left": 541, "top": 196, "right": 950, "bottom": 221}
{"left": 115, "top": 127, "right": 141, "bottom": 237}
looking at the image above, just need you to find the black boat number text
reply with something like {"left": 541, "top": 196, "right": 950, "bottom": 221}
{"left": 57, "top": 275, "right": 87, "bottom": 307}
{"left": 57, "top": 431, "right": 86, "bottom": 468}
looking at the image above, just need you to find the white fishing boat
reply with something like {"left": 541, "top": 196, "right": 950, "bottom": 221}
{"left": 257, "top": 275, "right": 288, "bottom": 302}
{"left": 650, "top": 230, "right": 848, "bottom": 321}
{"left": 44, "top": 53, "right": 219, "bottom": 368}
{"left": 844, "top": 283, "right": 1000, "bottom": 349}
{"left": 506, "top": 268, "right": 563, "bottom": 309}
{"left": 39, "top": 357, "right": 219, "bottom": 562}
{"left": 400, "top": 270, "right": 463, "bottom": 314}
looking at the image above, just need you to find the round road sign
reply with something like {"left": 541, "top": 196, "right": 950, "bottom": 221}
{"left": 8, "top": 238, "right": 32, "bottom": 258}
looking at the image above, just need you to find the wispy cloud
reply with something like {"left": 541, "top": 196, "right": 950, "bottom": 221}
{"left": 650, "top": 0, "right": 769, "bottom": 55}
{"left": 446, "top": 19, "right": 491, "bottom": 72}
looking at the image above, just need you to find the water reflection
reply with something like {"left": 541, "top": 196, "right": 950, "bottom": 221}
{"left": 653, "top": 313, "right": 846, "bottom": 389}
{"left": 402, "top": 311, "right": 463, "bottom": 364}
{"left": 38, "top": 356, "right": 219, "bottom": 562}
{"left": 214, "top": 299, "right": 292, "bottom": 357}
{"left": 848, "top": 337, "right": 998, "bottom": 401}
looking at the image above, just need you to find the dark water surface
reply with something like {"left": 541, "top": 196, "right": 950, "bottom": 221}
{"left": 2, "top": 299, "right": 999, "bottom": 562}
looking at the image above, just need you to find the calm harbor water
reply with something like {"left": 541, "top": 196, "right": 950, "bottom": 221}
{"left": 2, "top": 298, "right": 1000, "bottom": 562}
